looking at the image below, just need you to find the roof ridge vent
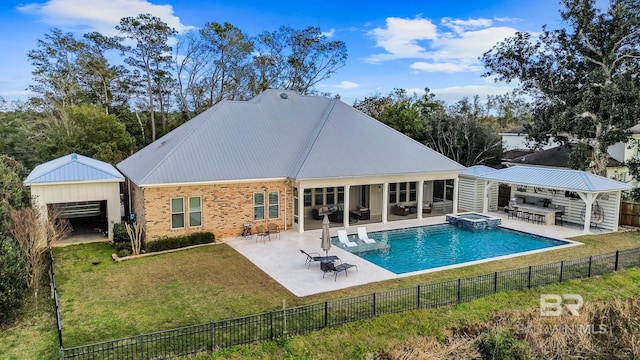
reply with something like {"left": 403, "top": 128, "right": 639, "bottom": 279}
{"left": 280, "top": 92, "right": 288, "bottom": 99}
{"left": 71, "top": 153, "right": 78, "bottom": 160}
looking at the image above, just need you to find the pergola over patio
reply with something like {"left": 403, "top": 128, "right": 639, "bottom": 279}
{"left": 474, "top": 165, "right": 632, "bottom": 233}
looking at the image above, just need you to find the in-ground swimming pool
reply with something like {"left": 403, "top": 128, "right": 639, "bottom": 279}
{"left": 354, "top": 224, "right": 574, "bottom": 274}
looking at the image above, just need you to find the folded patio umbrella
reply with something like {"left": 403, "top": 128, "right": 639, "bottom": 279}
{"left": 321, "top": 215, "right": 331, "bottom": 255}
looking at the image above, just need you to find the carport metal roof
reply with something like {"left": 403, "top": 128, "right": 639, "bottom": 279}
{"left": 25, "top": 153, "right": 123, "bottom": 185}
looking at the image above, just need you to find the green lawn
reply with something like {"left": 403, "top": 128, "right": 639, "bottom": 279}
{"left": 1, "top": 230, "right": 638, "bottom": 359}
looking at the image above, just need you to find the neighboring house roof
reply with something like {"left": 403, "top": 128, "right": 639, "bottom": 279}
{"left": 629, "top": 123, "right": 640, "bottom": 134}
{"left": 505, "top": 144, "right": 623, "bottom": 168}
{"left": 117, "top": 90, "right": 465, "bottom": 186}
{"left": 25, "top": 153, "right": 124, "bottom": 184}
{"left": 475, "top": 165, "right": 631, "bottom": 192}
{"left": 499, "top": 125, "right": 526, "bottom": 135}
{"left": 461, "top": 165, "right": 497, "bottom": 177}
{"left": 502, "top": 149, "right": 534, "bottom": 161}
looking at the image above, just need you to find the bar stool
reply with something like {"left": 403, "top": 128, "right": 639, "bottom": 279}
{"left": 521, "top": 211, "right": 531, "bottom": 222}
{"left": 534, "top": 213, "right": 545, "bottom": 224}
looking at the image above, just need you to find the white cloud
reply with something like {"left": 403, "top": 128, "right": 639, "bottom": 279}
{"left": 366, "top": 16, "right": 437, "bottom": 63}
{"left": 365, "top": 15, "right": 518, "bottom": 74}
{"left": 322, "top": 28, "right": 335, "bottom": 38}
{"left": 18, "top": 0, "right": 195, "bottom": 36}
{"left": 410, "top": 61, "right": 477, "bottom": 73}
{"left": 334, "top": 81, "right": 359, "bottom": 89}
{"left": 432, "top": 83, "right": 517, "bottom": 103}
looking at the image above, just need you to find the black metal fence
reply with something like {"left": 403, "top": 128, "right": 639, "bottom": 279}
{"left": 48, "top": 246, "right": 64, "bottom": 350}
{"left": 58, "top": 247, "right": 640, "bottom": 359}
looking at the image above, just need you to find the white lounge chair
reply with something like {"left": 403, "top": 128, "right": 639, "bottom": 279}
{"left": 356, "top": 227, "right": 376, "bottom": 244}
{"left": 337, "top": 230, "right": 358, "bottom": 247}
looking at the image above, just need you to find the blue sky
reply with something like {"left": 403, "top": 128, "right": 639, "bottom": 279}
{"left": 1, "top": 0, "right": 571, "bottom": 105}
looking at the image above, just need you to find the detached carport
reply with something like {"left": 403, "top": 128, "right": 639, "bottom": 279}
{"left": 24, "top": 153, "right": 124, "bottom": 240}
{"left": 473, "top": 165, "right": 632, "bottom": 234}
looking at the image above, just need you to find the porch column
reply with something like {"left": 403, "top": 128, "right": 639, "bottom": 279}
{"left": 297, "top": 186, "right": 305, "bottom": 233}
{"left": 482, "top": 180, "right": 491, "bottom": 213}
{"left": 382, "top": 182, "right": 389, "bottom": 223}
{"left": 343, "top": 185, "right": 350, "bottom": 228}
{"left": 417, "top": 180, "right": 424, "bottom": 219}
{"left": 452, "top": 177, "right": 459, "bottom": 214}
{"left": 580, "top": 192, "right": 595, "bottom": 234}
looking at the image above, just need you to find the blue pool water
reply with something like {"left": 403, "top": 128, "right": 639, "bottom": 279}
{"left": 354, "top": 224, "right": 570, "bottom": 274}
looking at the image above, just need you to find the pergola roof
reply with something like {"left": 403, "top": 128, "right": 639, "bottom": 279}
{"left": 474, "top": 165, "right": 631, "bottom": 193}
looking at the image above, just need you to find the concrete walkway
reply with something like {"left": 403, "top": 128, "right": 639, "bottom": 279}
{"left": 226, "top": 213, "right": 592, "bottom": 297}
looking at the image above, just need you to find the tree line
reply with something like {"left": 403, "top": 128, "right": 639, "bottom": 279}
{"left": 2, "top": 0, "right": 640, "bottom": 326}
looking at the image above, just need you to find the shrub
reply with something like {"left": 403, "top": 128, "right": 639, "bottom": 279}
{"left": 116, "top": 249, "right": 132, "bottom": 258}
{"left": 476, "top": 328, "right": 530, "bottom": 360}
{"left": 112, "top": 223, "right": 129, "bottom": 243}
{"left": 0, "top": 236, "right": 28, "bottom": 325}
{"left": 145, "top": 231, "right": 215, "bottom": 253}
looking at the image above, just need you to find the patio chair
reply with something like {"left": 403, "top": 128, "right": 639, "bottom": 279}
{"left": 299, "top": 250, "right": 340, "bottom": 268}
{"left": 356, "top": 227, "right": 376, "bottom": 244}
{"left": 255, "top": 225, "right": 269, "bottom": 243}
{"left": 267, "top": 223, "right": 280, "bottom": 240}
{"left": 337, "top": 229, "right": 358, "bottom": 247}
{"left": 321, "top": 261, "right": 358, "bottom": 281}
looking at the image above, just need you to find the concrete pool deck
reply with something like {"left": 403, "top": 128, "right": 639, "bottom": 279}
{"left": 225, "top": 212, "right": 601, "bottom": 297}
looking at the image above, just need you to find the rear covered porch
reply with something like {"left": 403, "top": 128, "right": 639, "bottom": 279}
{"left": 292, "top": 173, "right": 460, "bottom": 232}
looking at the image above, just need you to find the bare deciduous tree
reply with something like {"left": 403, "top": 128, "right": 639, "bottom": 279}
{"left": 9, "top": 206, "right": 70, "bottom": 310}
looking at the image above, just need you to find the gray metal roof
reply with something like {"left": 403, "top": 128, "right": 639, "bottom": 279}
{"left": 117, "top": 90, "right": 465, "bottom": 186}
{"left": 25, "top": 153, "right": 124, "bottom": 184}
{"left": 475, "top": 165, "right": 631, "bottom": 192}
{"left": 461, "top": 165, "right": 497, "bottom": 177}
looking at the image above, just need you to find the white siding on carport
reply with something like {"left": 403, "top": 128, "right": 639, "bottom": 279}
{"left": 30, "top": 181, "right": 121, "bottom": 240}
{"left": 458, "top": 176, "right": 498, "bottom": 212}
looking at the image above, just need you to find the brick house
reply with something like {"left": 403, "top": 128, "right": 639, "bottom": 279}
{"left": 116, "top": 90, "right": 465, "bottom": 241}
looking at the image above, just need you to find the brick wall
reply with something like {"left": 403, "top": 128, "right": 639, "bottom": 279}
{"left": 140, "top": 180, "right": 292, "bottom": 241}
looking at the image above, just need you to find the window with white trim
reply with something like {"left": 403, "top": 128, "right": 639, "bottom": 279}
{"left": 171, "top": 198, "right": 185, "bottom": 229}
{"left": 268, "top": 191, "right": 279, "bottom": 219}
{"left": 254, "top": 192, "right": 265, "bottom": 220}
{"left": 189, "top": 196, "right": 202, "bottom": 227}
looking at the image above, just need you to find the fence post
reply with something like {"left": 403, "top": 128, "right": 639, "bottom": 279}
{"left": 457, "top": 278, "right": 461, "bottom": 304}
{"left": 416, "top": 285, "right": 421, "bottom": 309}
{"left": 588, "top": 256, "right": 592, "bottom": 277}
{"left": 209, "top": 321, "right": 216, "bottom": 352}
{"left": 493, "top": 272, "right": 498, "bottom": 293}
{"left": 139, "top": 334, "right": 144, "bottom": 360}
{"left": 372, "top": 292, "right": 377, "bottom": 316}
{"left": 269, "top": 311, "right": 274, "bottom": 339}
{"left": 324, "top": 301, "right": 328, "bottom": 328}
{"left": 559, "top": 261, "right": 564, "bottom": 282}
{"left": 528, "top": 266, "right": 532, "bottom": 288}
{"left": 59, "top": 347, "right": 64, "bottom": 360}
{"left": 615, "top": 250, "right": 619, "bottom": 271}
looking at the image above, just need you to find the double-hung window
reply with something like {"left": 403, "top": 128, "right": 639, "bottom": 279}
{"left": 189, "top": 197, "right": 202, "bottom": 227}
{"left": 268, "top": 191, "right": 279, "bottom": 219}
{"left": 171, "top": 198, "right": 185, "bottom": 229}
{"left": 254, "top": 192, "right": 265, "bottom": 220}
